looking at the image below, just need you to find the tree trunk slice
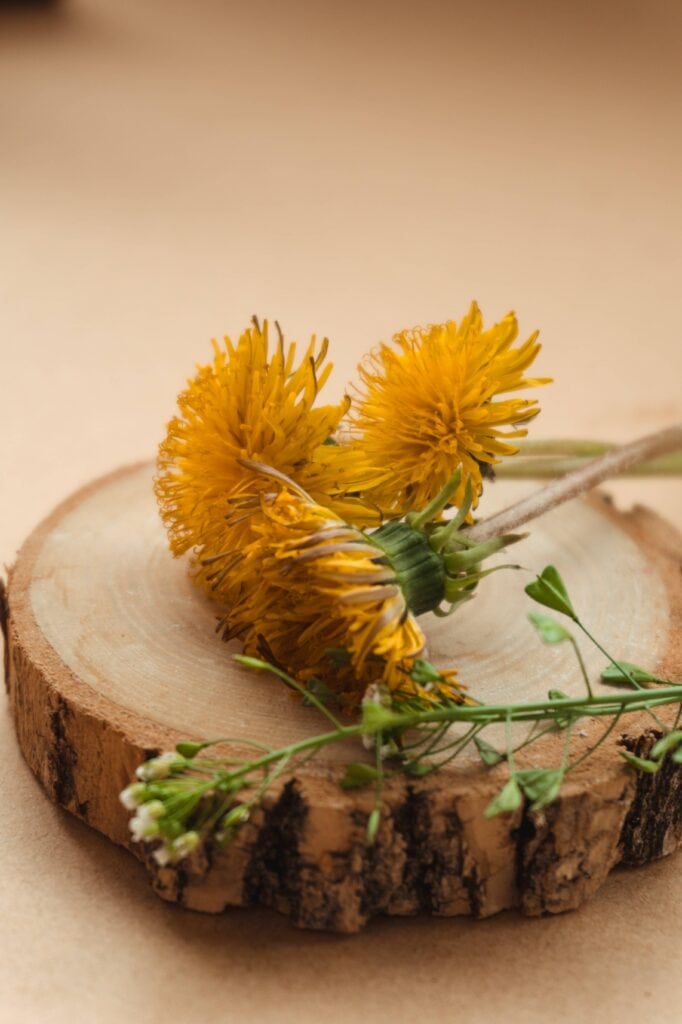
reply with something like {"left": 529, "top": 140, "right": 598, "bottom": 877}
{"left": 3, "top": 463, "right": 682, "bottom": 932}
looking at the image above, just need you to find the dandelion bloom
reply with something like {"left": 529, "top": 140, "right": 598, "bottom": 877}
{"left": 155, "top": 319, "right": 376, "bottom": 602}
{"left": 353, "top": 301, "right": 551, "bottom": 515}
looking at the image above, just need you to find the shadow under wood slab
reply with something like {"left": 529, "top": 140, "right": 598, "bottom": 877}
{"left": 3, "top": 464, "right": 682, "bottom": 931}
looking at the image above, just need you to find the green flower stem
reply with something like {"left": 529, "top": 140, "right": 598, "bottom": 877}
{"left": 185, "top": 680, "right": 682, "bottom": 788}
{"left": 407, "top": 468, "right": 462, "bottom": 530}
{"left": 516, "top": 440, "right": 619, "bottom": 457}
{"left": 567, "top": 710, "right": 623, "bottom": 772}
{"left": 496, "top": 453, "right": 682, "bottom": 479}
{"left": 569, "top": 637, "right": 594, "bottom": 699}
{"left": 237, "top": 657, "right": 343, "bottom": 729}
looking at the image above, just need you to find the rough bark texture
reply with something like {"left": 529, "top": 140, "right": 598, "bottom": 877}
{"left": 3, "top": 466, "right": 682, "bottom": 932}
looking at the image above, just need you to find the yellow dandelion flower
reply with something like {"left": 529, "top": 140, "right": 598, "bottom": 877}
{"left": 353, "top": 301, "right": 551, "bottom": 515}
{"left": 223, "top": 487, "right": 466, "bottom": 707}
{"left": 155, "top": 318, "right": 378, "bottom": 602}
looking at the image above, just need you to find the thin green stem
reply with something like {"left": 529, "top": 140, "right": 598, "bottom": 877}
{"left": 235, "top": 656, "right": 343, "bottom": 729}
{"left": 568, "top": 710, "right": 623, "bottom": 772}
{"left": 505, "top": 710, "right": 516, "bottom": 773}
{"left": 496, "top": 453, "right": 682, "bottom": 479}
{"left": 408, "top": 468, "right": 462, "bottom": 529}
{"left": 569, "top": 637, "right": 594, "bottom": 699}
{"left": 575, "top": 621, "right": 665, "bottom": 729}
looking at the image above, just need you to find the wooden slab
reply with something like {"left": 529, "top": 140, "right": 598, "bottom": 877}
{"left": 3, "top": 463, "right": 682, "bottom": 931}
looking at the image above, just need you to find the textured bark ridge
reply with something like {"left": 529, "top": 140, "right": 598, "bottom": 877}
{"left": 3, "top": 464, "right": 682, "bottom": 932}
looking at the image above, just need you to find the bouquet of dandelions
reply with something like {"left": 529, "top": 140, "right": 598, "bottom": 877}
{"left": 120, "top": 305, "right": 682, "bottom": 867}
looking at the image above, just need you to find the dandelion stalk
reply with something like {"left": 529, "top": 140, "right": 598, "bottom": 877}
{"left": 496, "top": 451, "right": 682, "bottom": 479}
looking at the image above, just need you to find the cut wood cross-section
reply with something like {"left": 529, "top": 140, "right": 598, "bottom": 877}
{"left": 3, "top": 463, "right": 681, "bottom": 931}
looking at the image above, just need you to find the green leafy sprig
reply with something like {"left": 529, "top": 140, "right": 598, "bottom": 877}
{"left": 121, "top": 566, "right": 682, "bottom": 865}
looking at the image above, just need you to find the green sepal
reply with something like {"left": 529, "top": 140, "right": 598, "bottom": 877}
{"left": 370, "top": 520, "right": 446, "bottom": 615}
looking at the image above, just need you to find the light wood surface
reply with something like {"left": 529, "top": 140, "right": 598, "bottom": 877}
{"left": 5, "top": 462, "right": 682, "bottom": 928}
{"left": 1, "top": 0, "right": 681, "bottom": 1018}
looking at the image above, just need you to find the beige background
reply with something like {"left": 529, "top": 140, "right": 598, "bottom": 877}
{"left": 1, "top": 1, "right": 681, "bottom": 1022}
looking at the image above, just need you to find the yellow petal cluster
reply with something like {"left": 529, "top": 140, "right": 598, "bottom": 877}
{"left": 353, "top": 301, "right": 550, "bottom": 515}
{"left": 155, "top": 319, "right": 377, "bottom": 603}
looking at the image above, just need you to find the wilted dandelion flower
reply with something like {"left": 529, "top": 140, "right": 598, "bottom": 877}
{"left": 223, "top": 485, "right": 466, "bottom": 706}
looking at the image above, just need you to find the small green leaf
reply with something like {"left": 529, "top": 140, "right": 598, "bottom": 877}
{"left": 651, "top": 731, "right": 682, "bottom": 760}
{"left": 515, "top": 768, "right": 565, "bottom": 809}
{"left": 525, "top": 565, "right": 577, "bottom": 621}
{"left": 484, "top": 776, "right": 523, "bottom": 818}
{"left": 474, "top": 735, "right": 504, "bottom": 766}
{"left": 601, "top": 662, "right": 656, "bottom": 686}
{"left": 528, "top": 611, "right": 573, "bottom": 645}
{"left": 340, "top": 763, "right": 379, "bottom": 789}
{"left": 673, "top": 748, "right": 682, "bottom": 765}
{"left": 548, "top": 688, "right": 570, "bottom": 701}
{"left": 366, "top": 807, "right": 382, "bottom": 845}
{"left": 620, "top": 751, "right": 660, "bottom": 774}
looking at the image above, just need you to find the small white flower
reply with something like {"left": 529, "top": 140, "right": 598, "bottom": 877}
{"left": 119, "top": 782, "right": 147, "bottom": 810}
{"left": 129, "top": 814, "right": 161, "bottom": 842}
{"left": 136, "top": 751, "right": 183, "bottom": 781}
{"left": 172, "top": 831, "right": 200, "bottom": 860}
{"left": 139, "top": 799, "right": 166, "bottom": 822}
{"left": 152, "top": 844, "right": 174, "bottom": 867}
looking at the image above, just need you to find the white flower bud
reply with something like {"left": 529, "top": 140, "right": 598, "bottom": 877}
{"left": 119, "top": 782, "right": 148, "bottom": 810}
{"left": 152, "top": 844, "right": 173, "bottom": 867}
{"left": 172, "top": 831, "right": 200, "bottom": 860}
{"left": 138, "top": 799, "right": 166, "bottom": 822}
{"left": 129, "top": 814, "right": 160, "bottom": 842}
{"left": 135, "top": 751, "right": 183, "bottom": 781}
